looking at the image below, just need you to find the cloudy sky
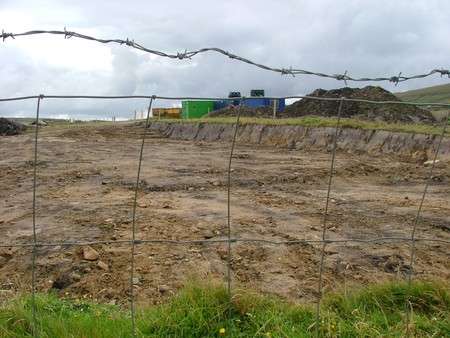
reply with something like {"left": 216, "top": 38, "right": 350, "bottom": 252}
{"left": 0, "top": 0, "right": 449, "bottom": 119}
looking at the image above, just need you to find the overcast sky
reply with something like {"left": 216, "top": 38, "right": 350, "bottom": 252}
{"left": 1, "top": 0, "right": 449, "bottom": 119}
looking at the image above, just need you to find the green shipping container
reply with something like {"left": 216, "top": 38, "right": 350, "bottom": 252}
{"left": 182, "top": 100, "right": 215, "bottom": 119}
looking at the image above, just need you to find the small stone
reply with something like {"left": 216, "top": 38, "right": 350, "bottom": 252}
{"left": 0, "top": 249, "right": 12, "bottom": 258}
{"left": 212, "top": 181, "right": 220, "bottom": 187}
{"left": 204, "top": 232, "right": 214, "bottom": 239}
{"left": 132, "top": 276, "right": 141, "bottom": 285}
{"left": 424, "top": 159, "right": 440, "bottom": 166}
{"left": 71, "top": 272, "right": 81, "bottom": 282}
{"left": 97, "top": 261, "right": 109, "bottom": 271}
{"left": 158, "top": 284, "right": 170, "bottom": 293}
{"left": 82, "top": 246, "right": 99, "bottom": 261}
{"left": 188, "top": 187, "right": 195, "bottom": 191}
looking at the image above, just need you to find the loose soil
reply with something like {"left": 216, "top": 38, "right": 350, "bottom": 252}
{"left": 0, "top": 122, "right": 448, "bottom": 307}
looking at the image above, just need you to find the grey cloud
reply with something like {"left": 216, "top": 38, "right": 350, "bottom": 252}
{"left": 1, "top": 0, "right": 449, "bottom": 119}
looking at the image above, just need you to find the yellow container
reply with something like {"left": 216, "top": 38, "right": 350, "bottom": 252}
{"left": 152, "top": 107, "right": 181, "bottom": 119}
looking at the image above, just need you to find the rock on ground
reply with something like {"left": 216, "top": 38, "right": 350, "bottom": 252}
{"left": 82, "top": 246, "right": 99, "bottom": 261}
{"left": 0, "top": 118, "right": 26, "bottom": 136}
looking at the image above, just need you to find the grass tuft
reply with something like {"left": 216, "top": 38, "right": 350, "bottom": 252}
{"left": 0, "top": 281, "right": 448, "bottom": 337}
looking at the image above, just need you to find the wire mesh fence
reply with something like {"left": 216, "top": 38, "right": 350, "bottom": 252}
{"left": 0, "top": 93, "right": 448, "bottom": 337}
{"left": 1, "top": 29, "right": 450, "bottom": 337}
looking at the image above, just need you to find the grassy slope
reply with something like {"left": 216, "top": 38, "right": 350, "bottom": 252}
{"left": 0, "top": 281, "right": 448, "bottom": 337}
{"left": 396, "top": 83, "right": 450, "bottom": 105}
{"left": 155, "top": 116, "right": 450, "bottom": 136}
{"left": 12, "top": 113, "right": 450, "bottom": 137}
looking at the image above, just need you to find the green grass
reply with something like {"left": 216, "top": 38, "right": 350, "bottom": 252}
{"left": 396, "top": 83, "right": 450, "bottom": 105}
{"left": 154, "top": 116, "right": 450, "bottom": 136}
{"left": 0, "top": 281, "right": 448, "bottom": 337}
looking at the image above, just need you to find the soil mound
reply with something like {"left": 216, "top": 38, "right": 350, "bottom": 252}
{"left": 0, "top": 118, "right": 26, "bottom": 136}
{"left": 282, "top": 86, "right": 435, "bottom": 123}
{"left": 207, "top": 105, "right": 273, "bottom": 118}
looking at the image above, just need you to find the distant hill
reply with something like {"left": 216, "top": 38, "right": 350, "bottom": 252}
{"left": 396, "top": 83, "right": 450, "bottom": 105}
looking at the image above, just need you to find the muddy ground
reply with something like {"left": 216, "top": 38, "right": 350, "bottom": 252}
{"left": 0, "top": 122, "right": 449, "bottom": 306}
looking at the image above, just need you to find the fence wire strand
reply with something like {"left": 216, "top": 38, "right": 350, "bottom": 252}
{"left": 31, "top": 95, "right": 43, "bottom": 338}
{"left": 0, "top": 236, "right": 448, "bottom": 249}
{"left": 2, "top": 29, "right": 450, "bottom": 83}
{"left": 315, "top": 97, "right": 345, "bottom": 337}
{"left": 405, "top": 111, "right": 449, "bottom": 337}
{"left": 226, "top": 99, "right": 243, "bottom": 322}
{"left": 129, "top": 96, "right": 154, "bottom": 337}
{"left": 2, "top": 93, "right": 450, "bottom": 109}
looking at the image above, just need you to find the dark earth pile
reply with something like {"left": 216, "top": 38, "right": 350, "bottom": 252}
{"left": 282, "top": 86, "right": 436, "bottom": 123}
{"left": 207, "top": 105, "right": 273, "bottom": 118}
{"left": 0, "top": 118, "right": 26, "bottom": 136}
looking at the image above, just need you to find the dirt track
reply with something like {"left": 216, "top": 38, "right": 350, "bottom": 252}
{"left": 0, "top": 122, "right": 449, "bottom": 306}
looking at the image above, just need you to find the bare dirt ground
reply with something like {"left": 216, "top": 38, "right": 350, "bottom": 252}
{"left": 0, "top": 122, "right": 449, "bottom": 306}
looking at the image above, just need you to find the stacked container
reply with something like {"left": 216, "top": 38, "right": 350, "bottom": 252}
{"left": 182, "top": 101, "right": 215, "bottom": 119}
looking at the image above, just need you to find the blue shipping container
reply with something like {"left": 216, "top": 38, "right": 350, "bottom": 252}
{"left": 213, "top": 100, "right": 229, "bottom": 110}
{"left": 211, "top": 97, "right": 285, "bottom": 113}
{"left": 277, "top": 98, "right": 285, "bottom": 112}
{"left": 264, "top": 99, "right": 285, "bottom": 112}
{"left": 243, "top": 98, "right": 270, "bottom": 108}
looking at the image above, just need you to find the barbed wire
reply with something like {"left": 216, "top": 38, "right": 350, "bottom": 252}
{"left": 2, "top": 29, "right": 450, "bottom": 83}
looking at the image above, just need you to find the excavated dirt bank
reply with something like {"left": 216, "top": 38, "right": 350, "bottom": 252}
{"left": 149, "top": 121, "right": 450, "bottom": 161}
